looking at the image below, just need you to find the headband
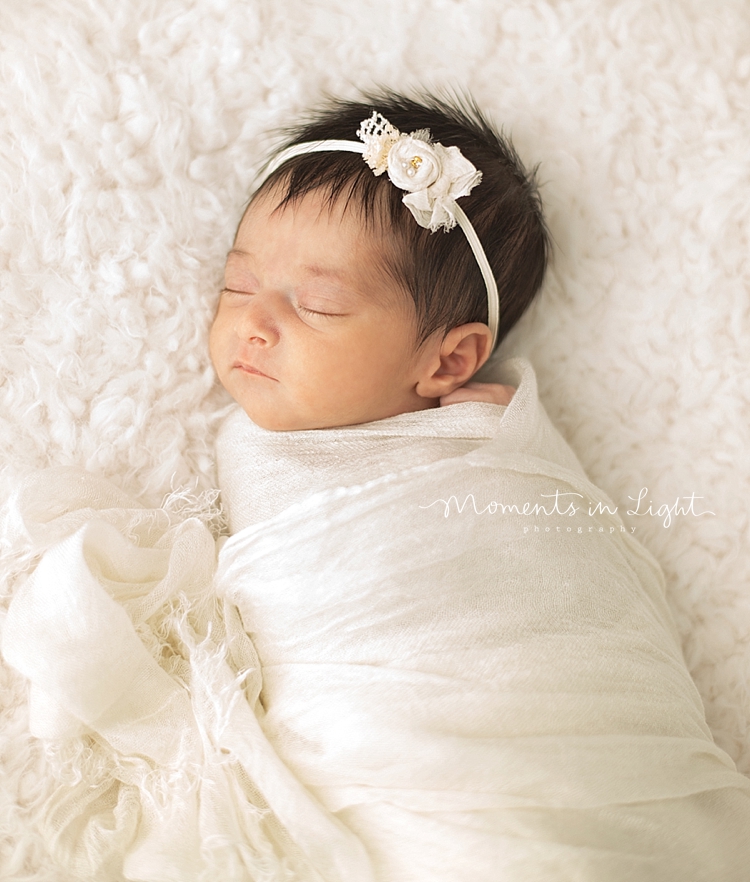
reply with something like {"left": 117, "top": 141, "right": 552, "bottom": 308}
{"left": 254, "top": 112, "right": 500, "bottom": 351}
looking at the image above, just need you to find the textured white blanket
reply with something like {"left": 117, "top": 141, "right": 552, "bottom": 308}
{"left": 2, "top": 1, "right": 750, "bottom": 877}
{"left": 4, "top": 358, "right": 750, "bottom": 880}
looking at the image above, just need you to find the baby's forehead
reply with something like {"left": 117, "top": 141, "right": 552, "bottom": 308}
{"left": 230, "top": 188, "right": 406, "bottom": 295}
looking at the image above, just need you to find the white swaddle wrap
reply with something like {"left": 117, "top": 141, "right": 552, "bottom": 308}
{"left": 3, "top": 357, "right": 750, "bottom": 881}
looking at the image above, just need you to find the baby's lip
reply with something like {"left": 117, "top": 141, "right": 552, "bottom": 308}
{"left": 234, "top": 361, "right": 277, "bottom": 381}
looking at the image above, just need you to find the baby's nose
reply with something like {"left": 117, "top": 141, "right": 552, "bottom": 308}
{"left": 236, "top": 294, "right": 280, "bottom": 346}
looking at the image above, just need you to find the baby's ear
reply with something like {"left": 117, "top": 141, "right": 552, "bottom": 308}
{"left": 414, "top": 323, "right": 493, "bottom": 400}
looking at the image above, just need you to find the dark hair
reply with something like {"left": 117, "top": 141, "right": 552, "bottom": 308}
{"left": 251, "top": 90, "right": 549, "bottom": 352}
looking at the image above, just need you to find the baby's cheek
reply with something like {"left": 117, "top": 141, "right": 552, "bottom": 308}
{"left": 208, "top": 313, "right": 229, "bottom": 370}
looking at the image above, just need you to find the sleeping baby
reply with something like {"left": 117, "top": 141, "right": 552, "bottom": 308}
{"left": 210, "top": 92, "right": 534, "bottom": 533}
{"left": 4, "top": 91, "right": 750, "bottom": 882}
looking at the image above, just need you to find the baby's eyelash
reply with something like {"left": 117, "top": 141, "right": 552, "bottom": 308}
{"left": 297, "top": 305, "right": 343, "bottom": 318}
{"left": 220, "top": 290, "right": 342, "bottom": 318}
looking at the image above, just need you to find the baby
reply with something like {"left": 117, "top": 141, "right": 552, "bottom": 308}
{"left": 202, "top": 92, "right": 750, "bottom": 881}
{"left": 208, "top": 91, "right": 545, "bottom": 433}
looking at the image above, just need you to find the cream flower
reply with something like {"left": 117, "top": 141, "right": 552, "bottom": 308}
{"left": 398, "top": 143, "right": 481, "bottom": 231}
{"left": 357, "top": 113, "right": 482, "bottom": 232}
{"left": 386, "top": 136, "right": 441, "bottom": 191}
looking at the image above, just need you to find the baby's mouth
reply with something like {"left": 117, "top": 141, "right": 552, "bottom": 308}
{"left": 234, "top": 361, "right": 277, "bottom": 381}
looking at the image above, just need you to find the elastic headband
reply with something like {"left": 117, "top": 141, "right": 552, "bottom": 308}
{"left": 254, "top": 112, "right": 500, "bottom": 351}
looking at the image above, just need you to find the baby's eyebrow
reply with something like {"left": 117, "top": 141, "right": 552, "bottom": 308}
{"left": 228, "top": 252, "right": 351, "bottom": 284}
{"left": 226, "top": 251, "right": 366, "bottom": 302}
{"left": 302, "top": 263, "right": 348, "bottom": 282}
{"left": 301, "top": 264, "right": 372, "bottom": 302}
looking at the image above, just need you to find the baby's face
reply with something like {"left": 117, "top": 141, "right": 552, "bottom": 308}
{"left": 209, "top": 188, "right": 437, "bottom": 431}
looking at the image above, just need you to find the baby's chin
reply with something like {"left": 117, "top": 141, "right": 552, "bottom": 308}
{"left": 242, "top": 409, "right": 315, "bottom": 432}
{"left": 239, "top": 397, "right": 436, "bottom": 432}
{"left": 241, "top": 406, "right": 365, "bottom": 432}
{"left": 234, "top": 399, "right": 343, "bottom": 432}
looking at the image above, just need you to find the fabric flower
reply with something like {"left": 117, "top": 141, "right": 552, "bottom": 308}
{"left": 397, "top": 142, "right": 481, "bottom": 231}
{"left": 357, "top": 113, "right": 482, "bottom": 232}
{"left": 386, "top": 136, "right": 441, "bottom": 191}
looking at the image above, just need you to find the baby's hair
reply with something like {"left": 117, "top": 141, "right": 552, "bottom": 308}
{"left": 251, "top": 90, "right": 550, "bottom": 352}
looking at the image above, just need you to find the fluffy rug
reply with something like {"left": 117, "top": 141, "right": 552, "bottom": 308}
{"left": 1, "top": 0, "right": 749, "bottom": 875}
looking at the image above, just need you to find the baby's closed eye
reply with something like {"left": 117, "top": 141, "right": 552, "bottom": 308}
{"left": 439, "top": 382, "right": 516, "bottom": 407}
